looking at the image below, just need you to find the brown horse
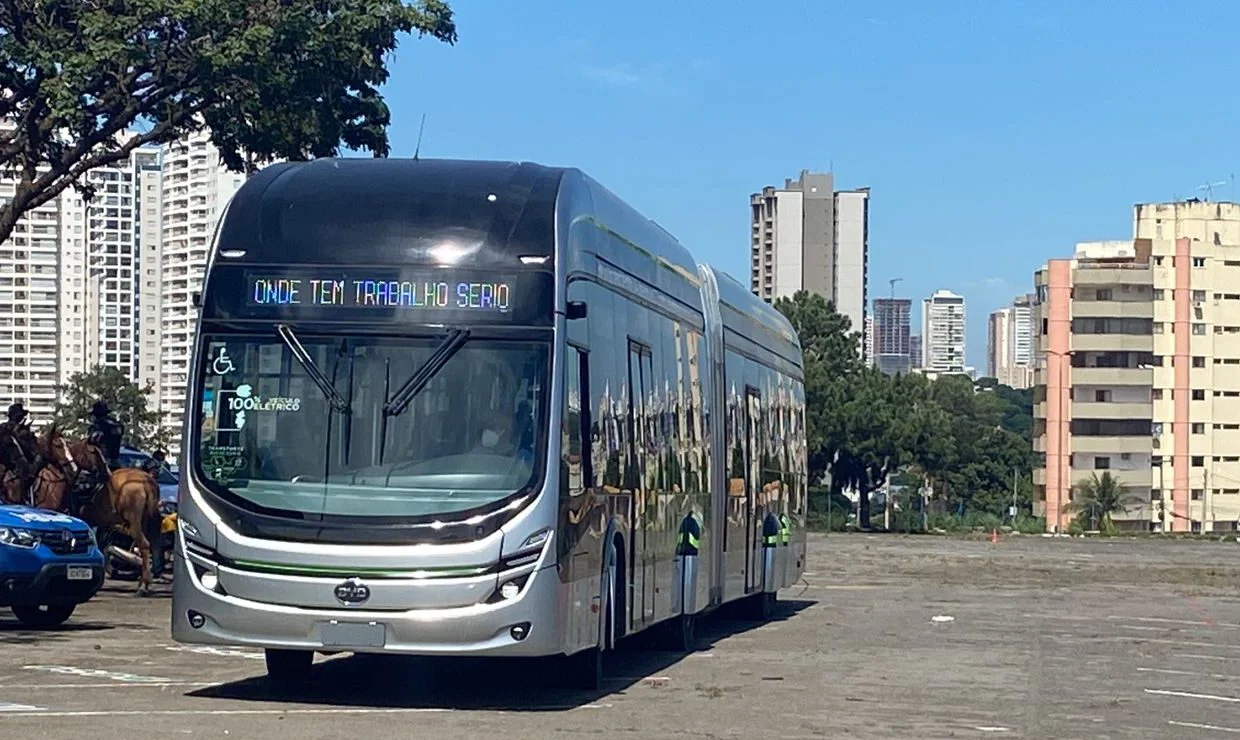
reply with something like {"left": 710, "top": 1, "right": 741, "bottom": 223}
{"left": 0, "top": 462, "right": 25, "bottom": 505}
{"left": 24, "top": 423, "right": 94, "bottom": 513}
{"left": 0, "top": 426, "right": 43, "bottom": 506}
{"left": 41, "top": 426, "right": 162, "bottom": 596}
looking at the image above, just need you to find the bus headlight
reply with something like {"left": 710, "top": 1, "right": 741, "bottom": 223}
{"left": 200, "top": 571, "right": 220, "bottom": 592}
{"left": 520, "top": 528, "right": 551, "bottom": 550}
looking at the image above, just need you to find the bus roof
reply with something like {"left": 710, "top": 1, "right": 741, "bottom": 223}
{"left": 214, "top": 158, "right": 568, "bottom": 266}
{"left": 211, "top": 158, "right": 799, "bottom": 361}
{"left": 704, "top": 264, "right": 803, "bottom": 362}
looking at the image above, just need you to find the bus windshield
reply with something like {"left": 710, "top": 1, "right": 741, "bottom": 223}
{"left": 194, "top": 331, "right": 549, "bottom": 520}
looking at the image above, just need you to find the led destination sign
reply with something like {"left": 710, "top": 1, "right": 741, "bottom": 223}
{"left": 246, "top": 274, "right": 512, "bottom": 313}
{"left": 209, "top": 267, "right": 552, "bottom": 326}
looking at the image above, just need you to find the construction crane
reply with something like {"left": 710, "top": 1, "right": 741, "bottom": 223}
{"left": 888, "top": 277, "right": 903, "bottom": 299}
{"left": 1198, "top": 180, "right": 1228, "bottom": 201}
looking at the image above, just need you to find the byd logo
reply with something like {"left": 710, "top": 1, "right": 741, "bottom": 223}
{"left": 334, "top": 577, "right": 371, "bottom": 605}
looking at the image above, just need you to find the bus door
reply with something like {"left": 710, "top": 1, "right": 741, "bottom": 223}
{"left": 626, "top": 340, "right": 656, "bottom": 626}
{"left": 744, "top": 387, "right": 763, "bottom": 593}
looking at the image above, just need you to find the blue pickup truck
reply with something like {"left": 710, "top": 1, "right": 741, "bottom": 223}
{"left": 0, "top": 505, "right": 105, "bottom": 628}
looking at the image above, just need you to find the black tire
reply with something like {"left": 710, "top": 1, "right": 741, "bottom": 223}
{"left": 663, "top": 611, "right": 696, "bottom": 652}
{"left": 264, "top": 649, "right": 314, "bottom": 681}
{"left": 563, "top": 645, "right": 603, "bottom": 691}
{"left": 562, "top": 539, "right": 618, "bottom": 691}
{"left": 752, "top": 591, "right": 776, "bottom": 621}
{"left": 12, "top": 603, "right": 75, "bottom": 629}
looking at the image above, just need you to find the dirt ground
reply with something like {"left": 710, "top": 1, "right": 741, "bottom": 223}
{"left": 2, "top": 532, "right": 1240, "bottom": 739}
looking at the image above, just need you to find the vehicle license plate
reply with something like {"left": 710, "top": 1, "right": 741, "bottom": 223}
{"left": 66, "top": 566, "right": 94, "bottom": 581}
{"left": 321, "top": 620, "right": 386, "bottom": 648}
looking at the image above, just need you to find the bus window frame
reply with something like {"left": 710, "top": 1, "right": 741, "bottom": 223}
{"left": 186, "top": 322, "right": 556, "bottom": 537}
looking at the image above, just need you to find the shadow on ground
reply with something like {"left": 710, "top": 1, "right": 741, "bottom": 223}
{"left": 0, "top": 615, "right": 118, "bottom": 645}
{"left": 97, "top": 583, "right": 172, "bottom": 599}
{"left": 188, "top": 598, "right": 814, "bottom": 711}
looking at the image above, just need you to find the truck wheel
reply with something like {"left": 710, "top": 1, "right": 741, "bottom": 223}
{"left": 264, "top": 649, "right": 314, "bottom": 681}
{"left": 12, "top": 604, "right": 76, "bottom": 629}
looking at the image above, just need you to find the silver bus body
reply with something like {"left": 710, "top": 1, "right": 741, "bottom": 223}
{"left": 171, "top": 159, "right": 807, "bottom": 684}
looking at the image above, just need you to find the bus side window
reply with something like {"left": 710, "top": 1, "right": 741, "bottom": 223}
{"left": 564, "top": 345, "right": 592, "bottom": 495}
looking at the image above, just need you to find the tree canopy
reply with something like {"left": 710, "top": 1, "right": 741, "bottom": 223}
{"left": 0, "top": 0, "right": 457, "bottom": 241}
{"left": 51, "top": 365, "right": 168, "bottom": 451}
{"left": 1070, "top": 471, "right": 1127, "bottom": 533}
{"left": 774, "top": 293, "right": 1036, "bottom": 530}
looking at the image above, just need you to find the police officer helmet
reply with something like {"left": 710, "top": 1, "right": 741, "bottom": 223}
{"left": 7, "top": 402, "right": 26, "bottom": 420}
{"left": 91, "top": 400, "right": 109, "bottom": 418}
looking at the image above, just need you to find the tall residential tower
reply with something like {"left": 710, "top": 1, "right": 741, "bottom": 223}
{"left": 921, "top": 290, "right": 967, "bottom": 374}
{"left": 873, "top": 297, "right": 912, "bottom": 375}
{"left": 987, "top": 294, "right": 1035, "bottom": 388}
{"left": 750, "top": 171, "right": 869, "bottom": 349}
{"left": 0, "top": 140, "right": 159, "bottom": 419}
{"left": 153, "top": 132, "right": 247, "bottom": 450}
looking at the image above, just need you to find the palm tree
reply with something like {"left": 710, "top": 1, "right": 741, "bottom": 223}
{"left": 1070, "top": 472, "right": 1127, "bottom": 532}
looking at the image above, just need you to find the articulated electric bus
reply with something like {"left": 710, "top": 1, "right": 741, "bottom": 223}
{"left": 171, "top": 158, "right": 807, "bottom": 689}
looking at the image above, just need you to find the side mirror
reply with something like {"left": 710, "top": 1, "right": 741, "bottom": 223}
{"left": 566, "top": 301, "right": 587, "bottom": 320}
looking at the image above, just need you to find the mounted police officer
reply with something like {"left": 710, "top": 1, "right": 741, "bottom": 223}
{"left": 140, "top": 448, "right": 166, "bottom": 477}
{"left": 0, "top": 402, "right": 40, "bottom": 496}
{"left": 87, "top": 400, "right": 125, "bottom": 473}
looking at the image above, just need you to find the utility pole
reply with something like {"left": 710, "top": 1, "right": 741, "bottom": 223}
{"left": 921, "top": 478, "right": 929, "bottom": 532}
{"left": 1203, "top": 466, "right": 1210, "bottom": 534}
{"left": 883, "top": 472, "right": 891, "bottom": 530}
{"left": 1011, "top": 468, "right": 1018, "bottom": 522}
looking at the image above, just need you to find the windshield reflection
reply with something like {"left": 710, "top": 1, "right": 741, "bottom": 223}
{"left": 194, "top": 333, "right": 548, "bottom": 519}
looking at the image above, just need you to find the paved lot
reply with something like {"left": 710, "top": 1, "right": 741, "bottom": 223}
{"left": 2, "top": 533, "right": 1240, "bottom": 739}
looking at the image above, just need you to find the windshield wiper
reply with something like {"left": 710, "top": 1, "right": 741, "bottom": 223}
{"left": 382, "top": 328, "right": 471, "bottom": 417}
{"left": 275, "top": 323, "right": 352, "bottom": 413}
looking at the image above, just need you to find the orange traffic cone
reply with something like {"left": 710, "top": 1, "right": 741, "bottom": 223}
{"left": 989, "top": 528, "right": 999, "bottom": 544}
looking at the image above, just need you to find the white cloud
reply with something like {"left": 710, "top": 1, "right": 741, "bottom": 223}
{"left": 578, "top": 62, "right": 644, "bottom": 88}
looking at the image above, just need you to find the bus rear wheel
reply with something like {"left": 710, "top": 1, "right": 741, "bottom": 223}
{"left": 661, "top": 611, "right": 696, "bottom": 653}
{"left": 264, "top": 649, "right": 313, "bottom": 682}
{"left": 751, "top": 591, "right": 776, "bottom": 621}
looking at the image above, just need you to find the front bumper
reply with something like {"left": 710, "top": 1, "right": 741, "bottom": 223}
{"left": 0, "top": 560, "right": 106, "bottom": 607}
{"left": 171, "top": 552, "right": 568, "bottom": 657}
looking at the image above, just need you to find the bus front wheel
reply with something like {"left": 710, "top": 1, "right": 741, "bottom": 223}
{"left": 563, "top": 539, "right": 617, "bottom": 691}
{"left": 264, "top": 648, "right": 314, "bottom": 681}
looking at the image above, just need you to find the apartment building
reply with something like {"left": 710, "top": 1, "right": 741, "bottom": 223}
{"left": 1032, "top": 200, "right": 1240, "bottom": 533}
{"left": 873, "top": 297, "right": 912, "bottom": 375}
{"left": 136, "top": 154, "right": 164, "bottom": 403}
{"left": 749, "top": 171, "right": 870, "bottom": 346}
{"left": 0, "top": 192, "right": 63, "bottom": 418}
{"left": 155, "top": 132, "right": 247, "bottom": 452}
{"left": 863, "top": 315, "right": 874, "bottom": 364}
{"left": 0, "top": 141, "right": 158, "bottom": 420}
{"left": 987, "top": 294, "right": 1035, "bottom": 388}
{"left": 921, "top": 290, "right": 967, "bottom": 374}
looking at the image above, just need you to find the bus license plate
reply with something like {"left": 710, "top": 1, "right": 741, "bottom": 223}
{"left": 321, "top": 620, "right": 386, "bottom": 648}
{"left": 66, "top": 566, "right": 93, "bottom": 581}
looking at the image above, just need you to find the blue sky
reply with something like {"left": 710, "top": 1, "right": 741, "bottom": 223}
{"left": 371, "top": 0, "right": 1240, "bottom": 370}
